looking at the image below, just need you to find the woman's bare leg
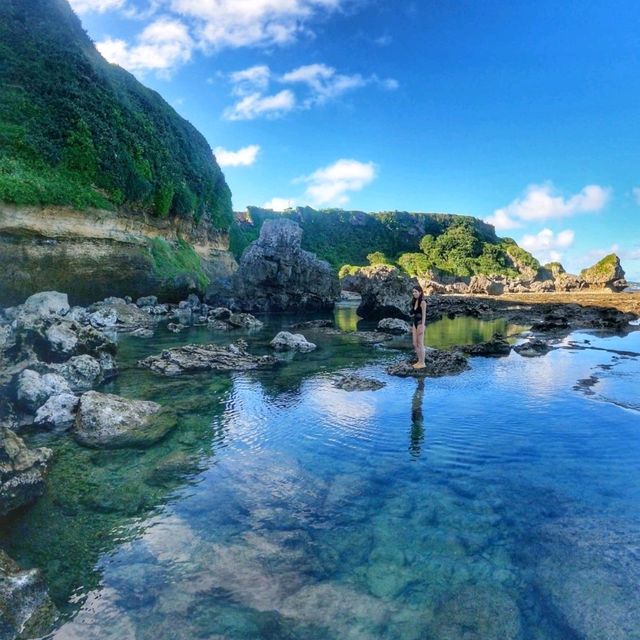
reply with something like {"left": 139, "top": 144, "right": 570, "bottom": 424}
{"left": 416, "top": 326, "right": 425, "bottom": 367}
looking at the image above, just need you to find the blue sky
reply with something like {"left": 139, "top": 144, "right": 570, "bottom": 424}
{"left": 71, "top": 0, "right": 640, "bottom": 278}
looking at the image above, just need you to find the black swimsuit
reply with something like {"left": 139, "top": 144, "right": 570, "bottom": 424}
{"left": 412, "top": 300, "right": 424, "bottom": 327}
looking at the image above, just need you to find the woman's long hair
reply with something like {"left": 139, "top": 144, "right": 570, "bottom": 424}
{"left": 411, "top": 284, "right": 424, "bottom": 309}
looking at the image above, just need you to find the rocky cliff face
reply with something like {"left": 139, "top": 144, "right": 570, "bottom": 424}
{"left": 0, "top": 204, "right": 237, "bottom": 306}
{"left": 232, "top": 219, "right": 340, "bottom": 312}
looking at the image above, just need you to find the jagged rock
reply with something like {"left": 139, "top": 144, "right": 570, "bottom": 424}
{"left": 0, "top": 550, "right": 58, "bottom": 639}
{"left": 514, "top": 338, "right": 553, "bottom": 357}
{"left": 33, "top": 393, "right": 80, "bottom": 429}
{"left": 0, "top": 427, "right": 52, "bottom": 516}
{"left": 234, "top": 219, "right": 340, "bottom": 312}
{"left": 209, "top": 307, "right": 232, "bottom": 320}
{"left": 580, "top": 254, "right": 627, "bottom": 291}
{"left": 20, "top": 291, "right": 69, "bottom": 318}
{"left": 531, "top": 312, "right": 570, "bottom": 332}
{"left": 147, "top": 304, "right": 169, "bottom": 315}
{"left": 88, "top": 307, "right": 118, "bottom": 328}
{"left": 44, "top": 321, "right": 78, "bottom": 357}
{"left": 270, "top": 331, "right": 317, "bottom": 352}
{"left": 554, "top": 273, "right": 583, "bottom": 291}
{"left": 377, "top": 318, "right": 411, "bottom": 335}
{"left": 386, "top": 349, "right": 470, "bottom": 377}
{"left": 55, "top": 354, "right": 103, "bottom": 392}
{"left": 73, "top": 391, "right": 177, "bottom": 449}
{"left": 227, "top": 313, "right": 263, "bottom": 330}
{"left": 136, "top": 295, "right": 158, "bottom": 307}
{"left": 206, "top": 319, "right": 231, "bottom": 331}
{"left": 14, "top": 370, "right": 72, "bottom": 413}
{"left": 342, "top": 265, "right": 417, "bottom": 320}
{"left": 334, "top": 375, "right": 385, "bottom": 391}
{"left": 530, "top": 280, "right": 556, "bottom": 292}
{"left": 468, "top": 275, "right": 505, "bottom": 295}
{"left": 139, "top": 343, "right": 278, "bottom": 376}
{"left": 459, "top": 334, "right": 512, "bottom": 357}
{"left": 88, "top": 299, "right": 155, "bottom": 332}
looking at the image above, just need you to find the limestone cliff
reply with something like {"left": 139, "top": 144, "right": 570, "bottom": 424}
{"left": 0, "top": 203, "right": 237, "bottom": 306}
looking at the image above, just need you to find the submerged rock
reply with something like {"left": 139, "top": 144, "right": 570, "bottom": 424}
{"left": 73, "top": 391, "right": 177, "bottom": 449}
{"left": 0, "top": 427, "right": 52, "bottom": 516}
{"left": 0, "top": 550, "right": 58, "bottom": 639}
{"left": 270, "top": 331, "right": 317, "bottom": 352}
{"left": 386, "top": 349, "right": 470, "bottom": 377}
{"left": 334, "top": 375, "right": 385, "bottom": 391}
{"left": 14, "top": 370, "right": 72, "bottom": 413}
{"left": 377, "top": 318, "right": 411, "bottom": 335}
{"left": 290, "top": 319, "right": 334, "bottom": 330}
{"left": 459, "top": 334, "right": 512, "bottom": 357}
{"left": 514, "top": 338, "right": 553, "bottom": 357}
{"left": 138, "top": 343, "right": 278, "bottom": 376}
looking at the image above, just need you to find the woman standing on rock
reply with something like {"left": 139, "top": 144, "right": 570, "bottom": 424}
{"left": 411, "top": 285, "right": 427, "bottom": 368}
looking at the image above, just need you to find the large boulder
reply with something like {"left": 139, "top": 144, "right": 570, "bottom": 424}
{"left": 468, "top": 275, "right": 505, "bottom": 295}
{"left": 20, "top": 291, "right": 69, "bottom": 318}
{"left": 54, "top": 354, "right": 104, "bottom": 392}
{"left": 386, "top": 349, "right": 470, "bottom": 377}
{"left": 270, "top": 331, "right": 317, "bottom": 352}
{"left": 579, "top": 254, "right": 627, "bottom": 291}
{"left": 14, "top": 370, "right": 72, "bottom": 413}
{"left": 0, "top": 550, "right": 58, "bottom": 639}
{"left": 233, "top": 219, "right": 340, "bottom": 311}
{"left": 73, "top": 391, "right": 177, "bottom": 449}
{"left": 342, "top": 265, "right": 418, "bottom": 320}
{"left": 0, "top": 427, "right": 52, "bottom": 516}
{"left": 34, "top": 393, "right": 80, "bottom": 430}
{"left": 377, "top": 318, "right": 411, "bottom": 335}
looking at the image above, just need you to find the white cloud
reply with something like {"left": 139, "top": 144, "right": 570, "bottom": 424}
{"left": 519, "top": 228, "right": 575, "bottom": 264}
{"left": 169, "top": 0, "right": 344, "bottom": 50}
{"left": 487, "top": 182, "right": 611, "bottom": 230}
{"left": 223, "top": 90, "right": 296, "bottom": 121}
{"left": 97, "top": 17, "right": 193, "bottom": 77}
{"left": 214, "top": 144, "right": 260, "bottom": 167}
{"left": 633, "top": 187, "right": 640, "bottom": 204}
{"left": 69, "top": 0, "right": 125, "bottom": 13}
{"left": 262, "top": 197, "right": 296, "bottom": 211}
{"left": 281, "top": 63, "right": 367, "bottom": 105}
{"left": 229, "top": 65, "right": 271, "bottom": 95}
{"left": 300, "top": 159, "right": 376, "bottom": 206}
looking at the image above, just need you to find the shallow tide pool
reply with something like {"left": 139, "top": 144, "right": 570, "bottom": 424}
{"left": 3, "top": 310, "right": 640, "bottom": 639}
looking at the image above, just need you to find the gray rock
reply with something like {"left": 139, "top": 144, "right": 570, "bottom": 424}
{"left": 227, "top": 313, "right": 264, "bottom": 330}
{"left": 234, "top": 219, "right": 340, "bottom": 312}
{"left": 66, "top": 306, "right": 89, "bottom": 323}
{"left": 459, "top": 334, "right": 512, "bottom": 357}
{"left": 377, "top": 318, "right": 411, "bottom": 335}
{"left": 34, "top": 393, "right": 80, "bottom": 430}
{"left": 580, "top": 253, "right": 627, "bottom": 290}
{"left": 148, "top": 304, "right": 169, "bottom": 315}
{"left": 56, "top": 354, "right": 103, "bottom": 392}
{"left": 73, "top": 391, "right": 177, "bottom": 449}
{"left": 15, "top": 370, "right": 72, "bottom": 413}
{"left": 0, "top": 550, "right": 58, "bottom": 639}
{"left": 514, "top": 338, "right": 553, "bottom": 357}
{"left": 209, "top": 307, "right": 232, "bottom": 320}
{"left": 21, "top": 291, "right": 69, "bottom": 317}
{"left": 334, "top": 375, "right": 385, "bottom": 391}
{"left": 386, "top": 349, "right": 470, "bottom": 377}
{"left": 130, "top": 328, "right": 154, "bottom": 338}
{"left": 0, "top": 427, "right": 52, "bottom": 516}
{"left": 206, "top": 319, "right": 231, "bottom": 331}
{"left": 469, "top": 274, "right": 505, "bottom": 295}
{"left": 88, "top": 299, "right": 155, "bottom": 332}
{"left": 139, "top": 343, "right": 278, "bottom": 376}
{"left": 136, "top": 295, "right": 158, "bottom": 307}
{"left": 45, "top": 322, "right": 78, "bottom": 357}
{"left": 88, "top": 307, "right": 118, "bottom": 329}
{"left": 270, "top": 331, "right": 317, "bottom": 352}
{"left": 344, "top": 265, "right": 417, "bottom": 320}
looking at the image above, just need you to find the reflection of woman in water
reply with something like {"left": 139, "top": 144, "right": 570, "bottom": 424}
{"left": 411, "top": 285, "right": 427, "bottom": 369}
{"left": 410, "top": 379, "right": 425, "bottom": 459}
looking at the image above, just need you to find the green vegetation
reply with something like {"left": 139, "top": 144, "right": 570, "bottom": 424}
{"left": 580, "top": 253, "right": 618, "bottom": 278}
{"left": 149, "top": 237, "right": 209, "bottom": 289}
{"left": 232, "top": 206, "right": 539, "bottom": 280}
{"left": 0, "top": 0, "right": 232, "bottom": 227}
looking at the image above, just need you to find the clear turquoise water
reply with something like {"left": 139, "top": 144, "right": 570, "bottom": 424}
{"left": 3, "top": 309, "right": 640, "bottom": 639}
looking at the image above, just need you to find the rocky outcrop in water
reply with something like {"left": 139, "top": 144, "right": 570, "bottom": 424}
{"left": 0, "top": 549, "right": 58, "bottom": 639}
{"left": 270, "top": 332, "right": 317, "bottom": 352}
{"left": 459, "top": 334, "right": 512, "bottom": 357}
{"left": 73, "top": 391, "right": 177, "bottom": 449}
{"left": 514, "top": 338, "right": 553, "bottom": 357}
{"left": 333, "top": 375, "right": 385, "bottom": 391}
{"left": 579, "top": 254, "right": 627, "bottom": 291}
{"left": 0, "top": 427, "right": 52, "bottom": 517}
{"left": 139, "top": 342, "right": 278, "bottom": 376}
{"left": 232, "top": 219, "right": 340, "bottom": 312}
{"left": 387, "top": 349, "right": 470, "bottom": 377}
{"left": 342, "top": 265, "right": 417, "bottom": 320}
{"left": 377, "top": 318, "right": 411, "bottom": 334}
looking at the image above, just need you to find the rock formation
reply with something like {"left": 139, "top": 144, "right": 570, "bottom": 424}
{"left": 232, "top": 219, "right": 340, "bottom": 312}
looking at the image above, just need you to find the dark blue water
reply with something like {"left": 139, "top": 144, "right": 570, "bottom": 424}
{"left": 5, "top": 310, "right": 640, "bottom": 639}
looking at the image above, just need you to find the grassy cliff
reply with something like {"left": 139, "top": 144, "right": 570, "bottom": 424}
{"left": 0, "top": 0, "right": 232, "bottom": 228}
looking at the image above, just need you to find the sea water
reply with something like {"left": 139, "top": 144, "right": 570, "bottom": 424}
{"left": 2, "top": 309, "right": 639, "bottom": 639}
